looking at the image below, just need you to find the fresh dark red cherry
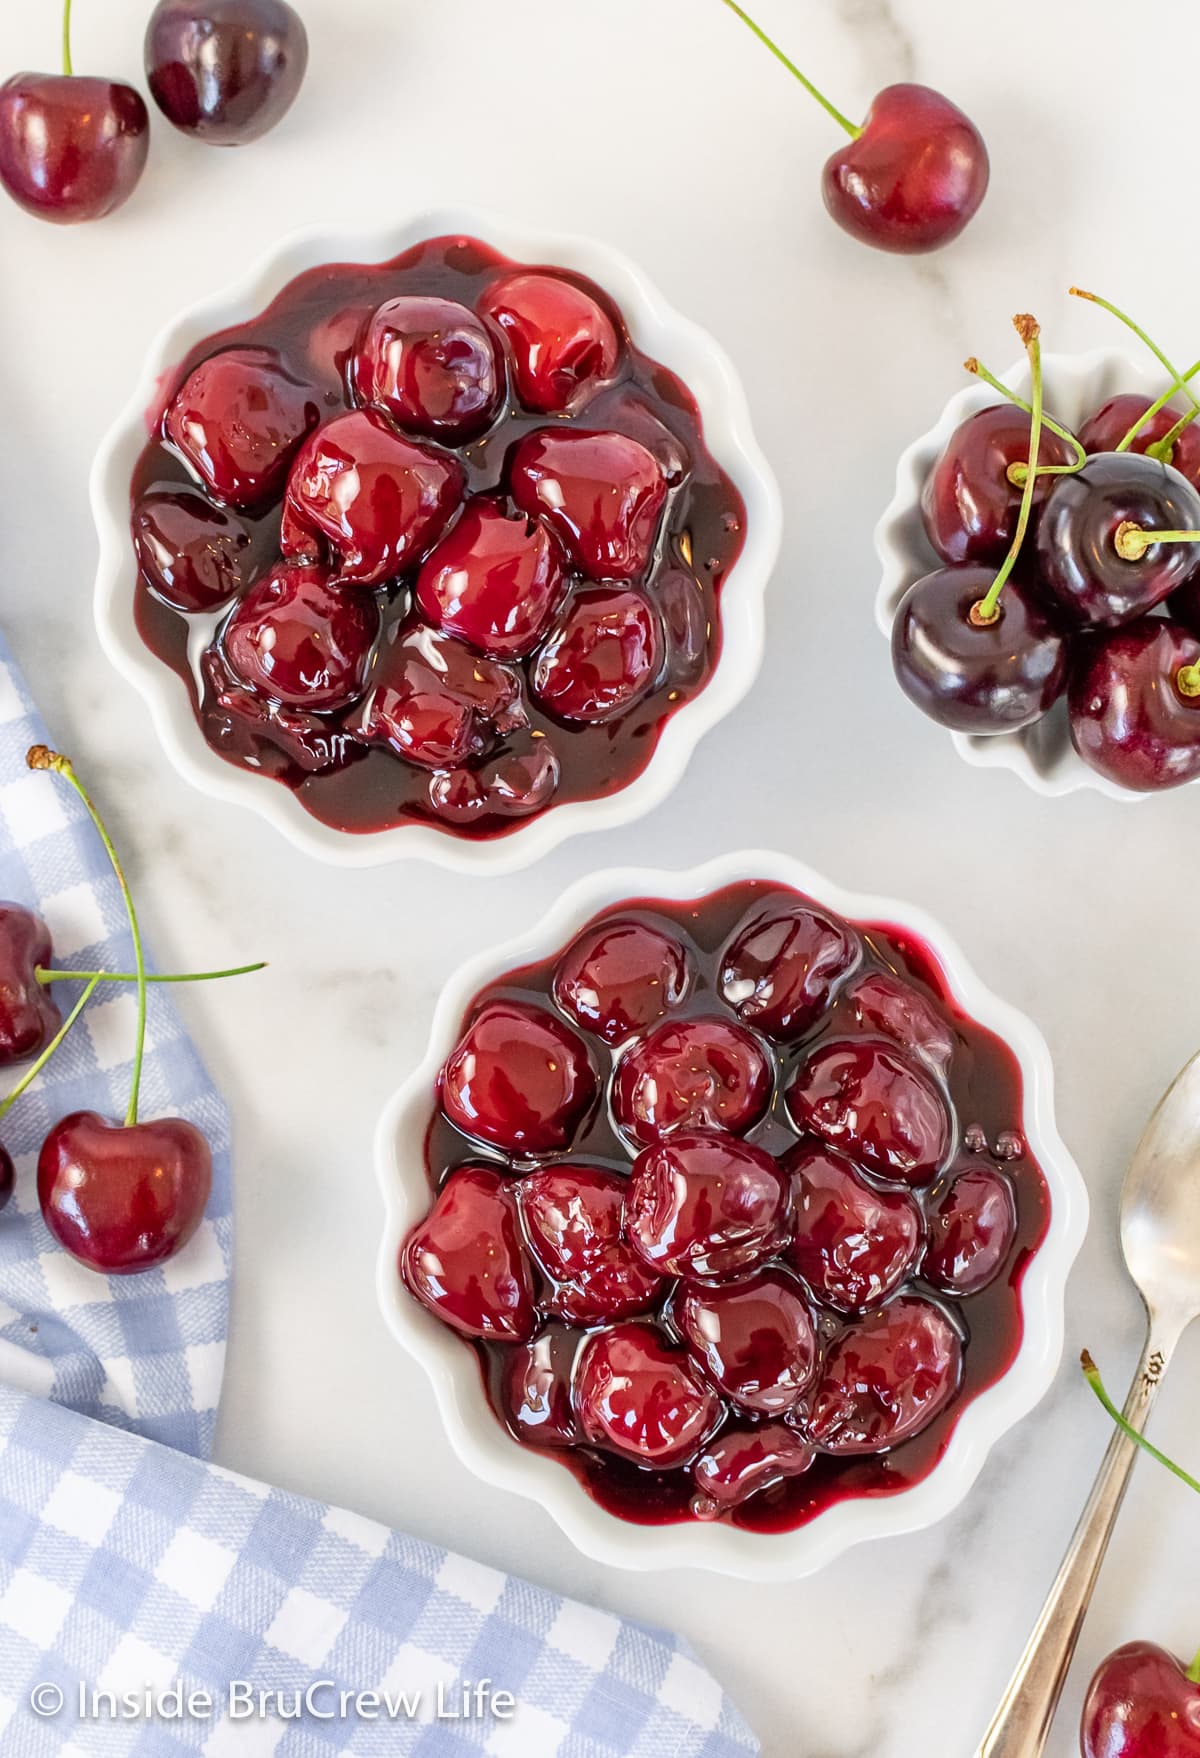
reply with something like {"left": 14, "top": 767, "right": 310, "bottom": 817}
{"left": 691, "top": 1422, "right": 815, "bottom": 1518}
{"left": 921, "top": 404, "right": 1076, "bottom": 568}
{"left": 37, "top": 1110, "right": 212, "bottom": 1274}
{"left": 354, "top": 620, "right": 524, "bottom": 769}
{"left": 675, "top": 1267, "right": 817, "bottom": 1415}
{"left": 1082, "top": 1644, "right": 1200, "bottom": 1758}
{"left": 132, "top": 489, "right": 253, "bottom": 613}
{"left": 1036, "top": 453, "right": 1200, "bottom": 629}
{"left": 165, "top": 347, "right": 319, "bottom": 509}
{"left": 517, "top": 1165, "right": 663, "bottom": 1324}
{"left": 552, "top": 916, "right": 690, "bottom": 1046}
{"left": 627, "top": 1130, "right": 789, "bottom": 1281}
{"left": 822, "top": 85, "right": 988, "bottom": 254}
{"left": 280, "top": 408, "right": 465, "bottom": 586}
{"left": 1069, "top": 617, "right": 1200, "bottom": 792}
{"left": 439, "top": 999, "right": 596, "bottom": 1156}
{"left": 787, "top": 1038, "right": 952, "bottom": 1187}
{"left": 612, "top": 1015, "right": 772, "bottom": 1146}
{"left": 0, "top": 74, "right": 148, "bottom": 225}
{"left": 0, "top": 904, "right": 60, "bottom": 1065}
{"left": 783, "top": 1143, "right": 924, "bottom": 1314}
{"left": 510, "top": 429, "right": 667, "bottom": 584}
{"left": 1079, "top": 394, "right": 1200, "bottom": 487}
{"left": 353, "top": 295, "right": 504, "bottom": 442}
{"left": 501, "top": 1324, "right": 583, "bottom": 1448}
{"left": 222, "top": 562, "right": 379, "bottom": 710}
{"left": 531, "top": 587, "right": 664, "bottom": 724}
{"left": 415, "top": 498, "right": 567, "bottom": 658}
{"left": 0, "top": 1143, "right": 13, "bottom": 1213}
{"left": 145, "top": 0, "right": 308, "bottom": 145}
{"left": 924, "top": 1163, "right": 1016, "bottom": 1296}
{"left": 891, "top": 566, "right": 1068, "bottom": 734}
{"left": 719, "top": 896, "right": 859, "bottom": 1042}
{"left": 479, "top": 271, "right": 619, "bottom": 414}
{"left": 806, "top": 1296, "right": 964, "bottom": 1454}
{"left": 575, "top": 1322, "right": 721, "bottom": 1468}
{"left": 846, "top": 970, "right": 956, "bottom": 1075}
{"left": 400, "top": 1164, "right": 535, "bottom": 1342}
{"left": 425, "top": 745, "right": 562, "bottom": 827}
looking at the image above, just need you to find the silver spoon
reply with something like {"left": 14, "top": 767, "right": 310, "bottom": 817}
{"left": 975, "top": 1047, "right": 1200, "bottom": 1757}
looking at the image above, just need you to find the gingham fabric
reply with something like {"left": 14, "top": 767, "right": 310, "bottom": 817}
{"left": 0, "top": 637, "right": 232, "bottom": 1459}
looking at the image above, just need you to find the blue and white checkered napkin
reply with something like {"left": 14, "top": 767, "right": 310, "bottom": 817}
{"left": 0, "top": 638, "right": 758, "bottom": 1758}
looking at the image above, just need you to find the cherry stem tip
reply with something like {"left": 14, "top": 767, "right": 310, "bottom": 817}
{"left": 1081, "top": 1350, "right": 1200, "bottom": 1497}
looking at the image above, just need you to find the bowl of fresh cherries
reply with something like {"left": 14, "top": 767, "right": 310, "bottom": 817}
{"left": 876, "top": 297, "right": 1200, "bottom": 797}
{"left": 92, "top": 208, "right": 780, "bottom": 872}
{"left": 376, "top": 851, "right": 1085, "bottom": 1578}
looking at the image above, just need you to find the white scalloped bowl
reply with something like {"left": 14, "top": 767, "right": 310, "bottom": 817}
{"left": 375, "top": 850, "right": 1087, "bottom": 1581}
{"left": 91, "top": 208, "right": 781, "bottom": 873}
{"left": 875, "top": 346, "right": 1192, "bottom": 801}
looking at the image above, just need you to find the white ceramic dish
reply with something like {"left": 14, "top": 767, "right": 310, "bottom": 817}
{"left": 91, "top": 207, "right": 781, "bottom": 873}
{"left": 875, "top": 346, "right": 1189, "bottom": 800}
{"left": 375, "top": 849, "right": 1088, "bottom": 1581}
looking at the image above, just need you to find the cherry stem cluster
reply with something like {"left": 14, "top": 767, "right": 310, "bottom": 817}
{"left": 963, "top": 359, "right": 1084, "bottom": 486}
{"left": 1071, "top": 288, "right": 1200, "bottom": 459}
{"left": 720, "top": 0, "right": 860, "bottom": 137}
{"left": 972, "top": 317, "right": 1044, "bottom": 626}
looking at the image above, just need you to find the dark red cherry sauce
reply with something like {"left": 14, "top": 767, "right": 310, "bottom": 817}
{"left": 130, "top": 235, "right": 746, "bottom": 839}
{"left": 409, "top": 880, "right": 1051, "bottom": 1532}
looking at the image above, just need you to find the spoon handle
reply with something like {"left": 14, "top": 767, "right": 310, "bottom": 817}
{"left": 974, "top": 1327, "right": 1175, "bottom": 1758}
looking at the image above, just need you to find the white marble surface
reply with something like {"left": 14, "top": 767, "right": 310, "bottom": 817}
{"left": 5, "top": 0, "right": 1200, "bottom": 1752}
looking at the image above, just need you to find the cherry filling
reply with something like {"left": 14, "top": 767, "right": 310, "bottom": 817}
{"left": 223, "top": 562, "right": 380, "bottom": 711}
{"left": 404, "top": 880, "right": 1050, "bottom": 1531}
{"left": 131, "top": 236, "right": 746, "bottom": 841}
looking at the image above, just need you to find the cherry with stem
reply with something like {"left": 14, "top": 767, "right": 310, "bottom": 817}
{"left": 1072, "top": 288, "right": 1200, "bottom": 463}
{"left": 964, "top": 354, "right": 1086, "bottom": 487}
{"left": 0, "top": 976, "right": 101, "bottom": 1125}
{"left": 971, "top": 316, "right": 1044, "bottom": 627}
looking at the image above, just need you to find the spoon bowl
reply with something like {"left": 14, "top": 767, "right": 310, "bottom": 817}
{"left": 1121, "top": 1049, "right": 1200, "bottom": 1337}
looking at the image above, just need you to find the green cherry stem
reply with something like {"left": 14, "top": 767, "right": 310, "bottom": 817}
{"left": 27, "top": 747, "right": 146, "bottom": 1127}
{"left": 1113, "top": 522, "right": 1200, "bottom": 563}
{"left": 35, "top": 962, "right": 266, "bottom": 986}
{"left": 720, "top": 1, "right": 860, "bottom": 137}
{"left": 62, "top": 0, "right": 73, "bottom": 76}
{"left": 963, "top": 357, "right": 1085, "bottom": 483}
{"left": 1070, "top": 287, "right": 1200, "bottom": 416}
{"left": 1113, "top": 362, "right": 1200, "bottom": 456}
{"left": 1190, "top": 1648, "right": 1200, "bottom": 1688}
{"left": 0, "top": 976, "right": 100, "bottom": 1124}
{"left": 1082, "top": 1350, "right": 1200, "bottom": 1494}
{"left": 972, "top": 316, "right": 1043, "bottom": 627}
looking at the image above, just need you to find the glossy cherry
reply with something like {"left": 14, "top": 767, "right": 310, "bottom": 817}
{"left": 201, "top": 648, "right": 354, "bottom": 775}
{"left": 38, "top": 1110, "right": 212, "bottom": 1274}
{"left": 510, "top": 429, "right": 667, "bottom": 584}
{"left": 426, "top": 744, "right": 562, "bottom": 828}
{"left": 165, "top": 347, "right": 319, "bottom": 509}
{"left": 1082, "top": 1643, "right": 1200, "bottom": 1758}
{"left": 612, "top": 1014, "right": 772, "bottom": 1146}
{"left": 145, "top": 0, "right": 308, "bottom": 145}
{"left": 355, "top": 620, "right": 524, "bottom": 769}
{"left": 846, "top": 970, "right": 956, "bottom": 1075}
{"left": 479, "top": 271, "right": 620, "bottom": 414}
{"left": 574, "top": 1322, "right": 721, "bottom": 1468}
{"left": 280, "top": 408, "right": 465, "bottom": 586}
{"left": 400, "top": 1164, "right": 535, "bottom": 1342}
{"left": 414, "top": 498, "right": 567, "bottom": 658}
{"left": 891, "top": 565, "right": 1068, "bottom": 734}
{"left": 675, "top": 1267, "right": 817, "bottom": 1416}
{"left": 1036, "top": 453, "right": 1200, "bottom": 629}
{"left": 1069, "top": 617, "right": 1200, "bottom": 792}
{"left": 806, "top": 1296, "right": 964, "bottom": 1454}
{"left": 0, "top": 905, "right": 60, "bottom": 1065}
{"left": 0, "top": 65, "right": 148, "bottom": 225}
{"left": 786, "top": 1038, "right": 953, "bottom": 1187}
{"left": 627, "top": 1130, "right": 789, "bottom": 1281}
{"left": 501, "top": 1325, "right": 583, "bottom": 1449}
{"left": 132, "top": 489, "right": 253, "bottom": 613}
{"left": 531, "top": 587, "right": 664, "bottom": 724}
{"left": 720, "top": 897, "right": 859, "bottom": 1042}
{"left": 551, "top": 916, "right": 690, "bottom": 1047}
{"left": 1079, "top": 394, "right": 1200, "bottom": 487}
{"left": 352, "top": 295, "right": 504, "bottom": 442}
{"left": 921, "top": 404, "right": 1076, "bottom": 568}
{"left": 517, "top": 1164, "right": 663, "bottom": 1324}
{"left": 691, "top": 1422, "right": 815, "bottom": 1518}
{"left": 0, "top": 1144, "right": 12, "bottom": 1213}
{"left": 923, "top": 1162, "right": 1016, "bottom": 1296}
{"left": 439, "top": 999, "right": 596, "bottom": 1156}
{"left": 222, "top": 562, "right": 379, "bottom": 711}
{"left": 783, "top": 1142, "right": 924, "bottom": 1314}
{"left": 653, "top": 567, "right": 711, "bottom": 683}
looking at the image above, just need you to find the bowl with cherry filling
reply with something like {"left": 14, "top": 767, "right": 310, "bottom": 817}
{"left": 877, "top": 300, "right": 1200, "bottom": 798}
{"left": 377, "top": 853, "right": 1085, "bottom": 1577}
{"left": 93, "top": 211, "right": 779, "bottom": 869}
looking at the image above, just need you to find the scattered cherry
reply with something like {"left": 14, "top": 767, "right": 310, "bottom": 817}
{"left": 806, "top": 1296, "right": 964, "bottom": 1454}
{"left": 479, "top": 272, "right": 620, "bottom": 414}
{"left": 0, "top": 905, "right": 60, "bottom": 1065}
{"left": 531, "top": 586, "right": 664, "bottom": 724}
{"left": 222, "top": 562, "right": 379, "bottom": 711}
{"left": 1069, "top": 617, "right": 1200, "bottom": 792}
{"left": 401, "top": 1164, "right": 535, "bottom": 1342}
{"left": 1082, "top": 1643, "right": 1200, "bottom": 1758}
{"left": 352, "top": 295, "right": 504, "bottom": 442}
{"left": 0, "top": 1143, "right": 12, "bottom": 1213}
{"left": 575, "top": 1322, "right": 722, "bottom": 1468}
{"left": 675, "top": 1267, "right": 817, "bottom": 1416}
{"left": 38, "top": 1110, "right": 211, "bottom": 1274}
{"left": 165, "top": 346, "right": 319, "bottom": 509}
{"left": 132, "top": 489, "right": 253, "bottom": 613}
{"left": 783, "top": 1142, "right": 924, "bottom": 1314}
{"left": 510, "top": 429, "right": 667, "bottom": 584}
{"left": 786, "top": 1038, "right": 953, "bottom": 1188}
{"left": 719, "top": 895, "right": 859, "bottom": 1041}
{"left": 415, "top": 498, "right": 567, "bottom": 659}
{"left": 354, "top": 620, "right": 524, "bottom": 769}
{"left": 612, "top": 1014, "right": 771, "bottom": 1145}
{"left": 517, "top": 1164, "right": 663, "bottom": 1324}
{"left": 551, "top": 916, "right": 690, "bottom": 1047}
{"left": 921, "top": 403, "right": 1078, "bottom": 568}
{"left": 923, "top": 1162, "right": 1016, "bottom": 1295}
{"left": 439, "top": 999, "right": 596, "bottom": 1156}
{"left": 626, "top": 1130, "right": 790, "bottom": 1281}
{"left": 145, "top": 0, "right": 308, "bottom": 146}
